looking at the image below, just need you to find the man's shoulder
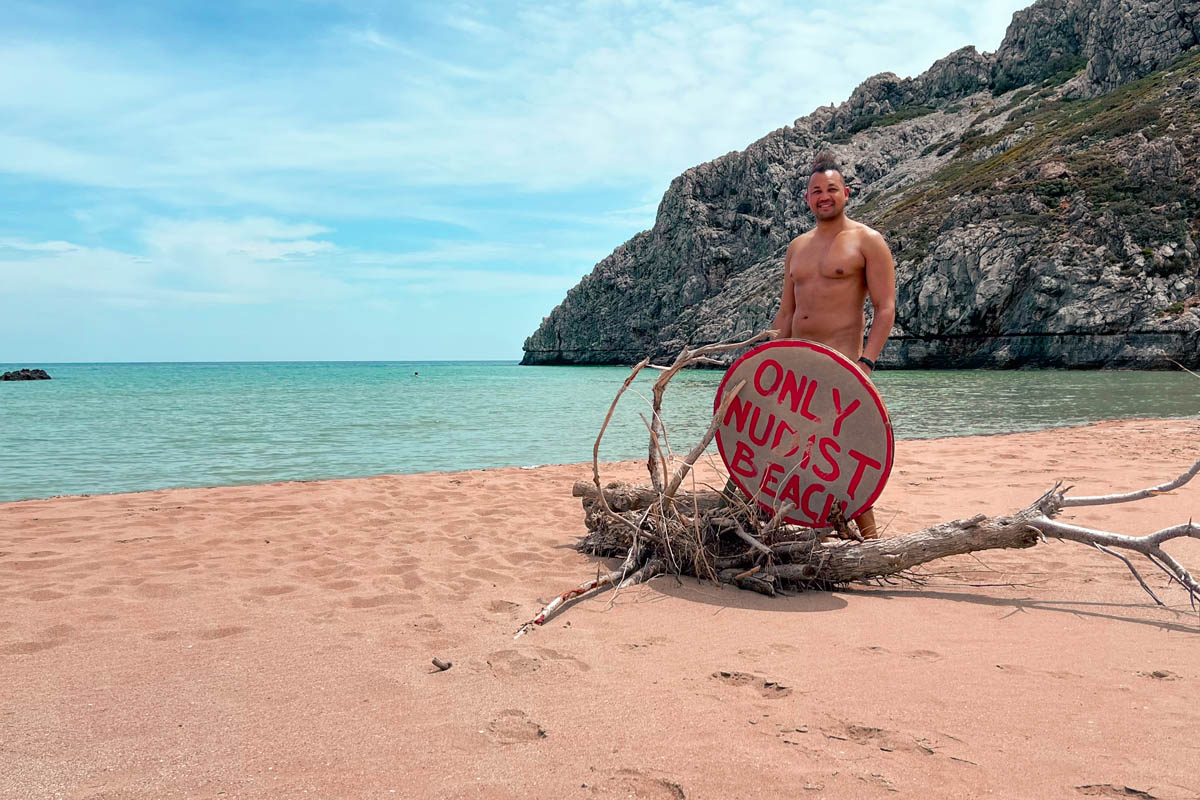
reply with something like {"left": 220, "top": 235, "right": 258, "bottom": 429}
{"left": 788, "top": 229, "right": 817, "bottom": 248}
{"left": 847, "top": 219, "right": 886, "bottom": 242}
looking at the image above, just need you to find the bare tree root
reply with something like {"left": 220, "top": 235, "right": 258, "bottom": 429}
{"left": 515, "top": 335, "right": 1200, "bottom": 637}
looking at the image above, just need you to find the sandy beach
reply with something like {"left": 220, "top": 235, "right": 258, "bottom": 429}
{"left": 2, "top": 417, "right": 1199, "bottom": 799}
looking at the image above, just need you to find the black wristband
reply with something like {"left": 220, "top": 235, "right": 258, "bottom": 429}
{"left": 858, "top": 356, "right": 876, "bottom": 370}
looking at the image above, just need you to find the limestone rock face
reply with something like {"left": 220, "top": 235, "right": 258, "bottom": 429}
{"left": 994, "top": 0, "right": 1200, "bottom": 96}
{"left": 523, "top": 0, "right": 1200, "bottom": 369}
{"left": 820, "top": 47, "right": 995, "bottom": 133}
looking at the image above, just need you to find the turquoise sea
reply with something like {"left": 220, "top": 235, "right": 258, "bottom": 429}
{"left": 1, "top": 361, "right": 1198, "bottom": 503}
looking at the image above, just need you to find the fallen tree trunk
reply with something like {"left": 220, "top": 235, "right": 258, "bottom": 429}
{"left": 571, "top": 481, "right": 731, "bottom": 514}
{"left": 516, "top": 333, "right": 1200, "bottom": 637}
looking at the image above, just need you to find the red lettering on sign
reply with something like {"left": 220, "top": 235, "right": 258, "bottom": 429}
{"left": 831, "top": 388, "right": 861, "bottom": 437}
{"left": 759, "top": 462, "right": 785, "bottom": 498}
{"left": 800, "top": 483, "right": 826, "bottom": 521}
{"left": 800, "top": 378, "right": 822, "bottom": 423}
{"left": 777, "top": 370, "right": 808, "bottom": 414}
{"left": 753, "top": 359, "right": 783, "bottom": 397}
{"left": 780, "top": 473, "right": 803, "bottom": 509}
{"left": 813, "top": 436, "right": 841, "bottom": 482}
{"left": 730, "top": 440, "right": 758, "bottom": 479}
{"left": 713, "top": 340, "right": 893, "bottom": 527}
{"left": 846, "top": 449, "right": 883, "bottom": 499}
{"left": 798, "top": 434, "right": 816, "bottom": 469}
{"left": 770, "top": 420, "right": 799, "bottom": 457}
{"left": 723, "top": 394, "right": 753, "bottom": 432}
{"left": 748, "top": 406, "right": 776, "bottom": 447}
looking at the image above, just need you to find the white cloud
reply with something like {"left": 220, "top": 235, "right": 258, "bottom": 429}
{"left": 0, "top": 237, "right": 244, "bottom": 307}
{"left": 354, "top": 266, "right": 579, "bottom": 294}
{"left": 0, "top": 0, "right": 1032, "bottom": 210}
{"left": 141, "top": 218, "right": 334, "bottom": 261}
{"left": 0, "top": 219, "right": 345, "bottom": 306}
{"left": 0, "top": 220, "right": 590, "bottom": 306}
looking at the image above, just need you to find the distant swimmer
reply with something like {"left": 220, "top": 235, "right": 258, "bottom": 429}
{"left": 771, "top": 150, "right": 896, "bottom": 538}
{"left": 414, "top": 371, "right": 419, "bottom": 376}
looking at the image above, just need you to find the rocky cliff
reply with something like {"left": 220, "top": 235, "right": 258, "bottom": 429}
{"left": 523, "top": 0, "right": 1200, "bottom": 369}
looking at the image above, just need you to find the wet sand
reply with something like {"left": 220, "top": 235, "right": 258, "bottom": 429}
{"left": 2, "top": 417, "right": 1198, "bottom": 799}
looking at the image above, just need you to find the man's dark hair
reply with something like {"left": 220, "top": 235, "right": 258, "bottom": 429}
{"left": 809, "top": 150, "right": 841, "bottom": 177}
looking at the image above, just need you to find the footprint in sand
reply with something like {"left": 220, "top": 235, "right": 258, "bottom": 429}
{"left": 381, "top": 566, "right": 429, "bottom": 592}
{"left": 134, "top": 583, "right": 183, "bottom": 599}
{"left": 450, "top": 541, "right": 480, "bottom": 557}
{"left": 294, "top": 564, "right": 338, "bottom": 579}
{"left": 487, "top": 709, "right": 546, "bottom": 744}
{"left": 994, "top": 663, "right": 1029, "bottom": 675}
{"left": 4, "top": 557, "right": 72, "bottom": 571}
{"left": 487, "top": 650, "right": 542, "bottom": 677}
{"left": 308, "top": 610, "right": 339, "bottom": 626}
{"left": 625, "top": 636, "right": 671, "bottom": 652}
{"left": 410, "top": 614, "right": 442, "bottom": 633}
{"left": 349, "top": 593, "right": 409, "bottom": 609}
{"left": 588, "top": 769, "right": 686, "bottom": 800}
{"left": 194, "top": 626, "right": 250, "bottom": 640}
{"left": 500, "top": 550, "right": 548, "bottom": 566}
{"left": 821, "top": 722, "right": 937, "bottom": 757}
{"left": 711, "top": 670, "right": 793, "bottom": 698}
{"left": 534, "top": 647, "right": 591, "bottom": 671}
{"left": 324, "top": 579, "right": 360, "bottom": 591}
{"left": 486, "top": 600, "right": 520, "bottom": 614}
{"left": 26, "top": 589, "right": 68, "bottom": 602}
{"left": 397, "top": 572, "right": 425, "bottom": 590}
{"left": 1074, "top": 785, "right": 1157, "bottom": 799}
{"left": 1, "top": 623, "right": 73, "bottom": 655}
{"left": 0, "top": 639, "right": 64, "bottom": 655}
{"left": 466, "top": 567, "right": 505, "bottom": 582}
{"left": 996, "top": 663, "right": 1081, "bottom": 680}
{"left": 248, "top": 585, "right": 298, "bottom": 597}
{"left": 486, "top": 648, "right": 590, "bottom": 677}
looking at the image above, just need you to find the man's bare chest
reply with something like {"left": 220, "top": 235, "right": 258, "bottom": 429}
{"left": 789, "top": 234, "right": 866, "bottom": 283}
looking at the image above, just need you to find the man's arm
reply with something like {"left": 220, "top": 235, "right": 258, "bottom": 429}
{"left": 861, "top": 230, "right": 896, "bottom": 373}
{"left": 771, "top": 241, "right": 797, "bottom": 338}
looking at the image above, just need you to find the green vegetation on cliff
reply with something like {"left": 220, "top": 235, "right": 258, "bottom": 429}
{"left": 867, "top": 49, "right": 1200, "bottom": 268}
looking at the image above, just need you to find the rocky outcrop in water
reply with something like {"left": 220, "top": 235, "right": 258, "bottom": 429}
{"left": 523, "top": 0, "right": 1200, "bottom": 369}
{"left": 2, "top": 369, "right": 51, "bottom": 381}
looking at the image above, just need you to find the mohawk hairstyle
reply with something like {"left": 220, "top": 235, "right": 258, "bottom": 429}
{"left": 809, "top": 150, "right": 842, "bottom": 176}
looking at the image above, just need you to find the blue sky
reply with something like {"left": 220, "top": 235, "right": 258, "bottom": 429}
{"left": 2, "top": 0, "right": 1030, "bottom": 362}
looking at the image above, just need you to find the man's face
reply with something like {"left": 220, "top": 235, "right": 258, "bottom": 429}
{"left": 806, "top": 170, "right": 849, "bottom": 220}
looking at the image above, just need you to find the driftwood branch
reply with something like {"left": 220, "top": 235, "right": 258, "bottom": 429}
{"left": 516, "top": 335, "right": 1200, "bottom": 636}
{"left": 645, "top": 329, "right": 775, "bottom": 492}
{"left": 1063, "top": 459, "right": 1200, "bottom": 507}
{"left": 662, "top": 379, "right": 745, "bottom": 508}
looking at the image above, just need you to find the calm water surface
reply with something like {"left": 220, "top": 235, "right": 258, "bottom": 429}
{"left": 1, "top": 361, "right": 1197, "bottom": 502}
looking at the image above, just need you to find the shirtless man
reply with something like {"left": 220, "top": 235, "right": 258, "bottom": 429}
{"left": 772, "top": 151, "right": 896, "bottom": 539}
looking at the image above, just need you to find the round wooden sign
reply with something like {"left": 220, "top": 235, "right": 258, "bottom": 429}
{"left": 714, "top": 340, "right": 894, "bottom": 526}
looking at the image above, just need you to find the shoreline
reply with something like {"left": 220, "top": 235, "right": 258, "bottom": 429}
{"left": 3, "top": 416, "right": 1199, "bottom": 797}
{"left": 3, "top": 415, "right": 1197, "bottom": 507}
